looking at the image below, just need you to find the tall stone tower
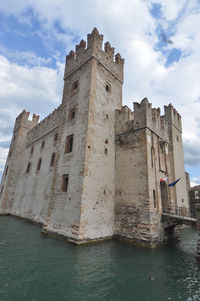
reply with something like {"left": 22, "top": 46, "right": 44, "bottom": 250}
{"left": 0, "top": 111, "right": 39, "bottom": 214}
{"left": 164, "top": 104, "right": 188, "bottom": 208}
{"left": 42, "top": 28, "right": 124, "bottom": 243}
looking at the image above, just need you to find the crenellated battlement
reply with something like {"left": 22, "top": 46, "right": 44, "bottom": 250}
{"left": 133, "top": 98, "right": 168, "bottom": 140}
{"left": 14, "top": 110, "right": 39, "bottom": 132}
{"left": 64, "top": 27, "right": 124, "bottom": 83}
{"left": 164, "top": 103, "right": 182, "bottom": 132}
{"left": 115, "top": 106, "right": 134, "bottom": 134}
{"left": 26, "top": 104, "right": 63, "bottom": 145}
{"left": 115, "top": 98, "right": 170, "bottom": 140}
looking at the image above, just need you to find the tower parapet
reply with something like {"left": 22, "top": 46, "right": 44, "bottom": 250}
{"left": 64, "top": 28, "right": 124, "bottom": 83}
{"left": 115, "top": 106, "right": 134, "bottom": 135}
{"left": 133, "top": 98, "right": 169, "bottom": 141}
{"left": 115, "top": 98, "right": 169, "bottom": 141}
{"left": 14, "top": 110, "right": 39, "bottom": 133}
{"left": 164, "top": 103, "right": 182, "bottom": 133}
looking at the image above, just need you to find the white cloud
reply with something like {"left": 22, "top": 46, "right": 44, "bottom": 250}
{"left": 0, "top": 47, "right": 52, "bottom": 66}
{"left": 0, "top": 54, "right": 64, "bottom": 180}
{"left": 0, "top": 55, "right": 63, "bottom": 113}
{"left": 159, "top": 0, "right": 186, "bottom": 21}
{"left": 190, "top": 178, "right": 200, "bottom": 188}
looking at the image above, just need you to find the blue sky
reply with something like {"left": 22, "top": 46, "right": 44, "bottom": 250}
{"left": 0, "top": 0, "right": 200, "bottom": 186}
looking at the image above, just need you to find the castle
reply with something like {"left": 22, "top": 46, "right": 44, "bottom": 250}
{"left": 0, "top": 28, "right": 189, "bottom": 247}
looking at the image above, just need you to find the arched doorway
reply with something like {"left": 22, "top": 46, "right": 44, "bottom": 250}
{"left": 160, "top": 182, "right": 169, "bottom": 211}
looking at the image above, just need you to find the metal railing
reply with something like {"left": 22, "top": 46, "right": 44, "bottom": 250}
{"left": 162, "top": 205, "right": 196, "bottom": 219}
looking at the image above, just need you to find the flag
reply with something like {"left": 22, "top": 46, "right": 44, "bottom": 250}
{"left": 168, "top": 178, "right": 181, "bottom": 187}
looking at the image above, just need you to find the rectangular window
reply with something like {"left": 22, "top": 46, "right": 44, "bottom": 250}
{"left": 37, "top": 158, "right": 42, "bottom": 171}
{"left": 62, "top": 174, "right": 69, "bottom": 192}
{"left": 105, "top": 83, "right": 111, "bottom": 92}
{"left": 26, "top": 162, "right": 31, "bottom": 173}
{"left": 153, "top": 190, "right": 156, "bottom": 208}
{"left": 31, "top": 146, "right": 34, "bottom": 154}
{"left": 50, "top": 153, "right": 56, "bottom": 166}
{"left": 41, "top": 141, "right": 45, "bottom": 149}
{"left": 54, "top": 133, "right": 58, "bottom": 142}
{"left": 65, "top": 135, "right": 73, "bottom": 153}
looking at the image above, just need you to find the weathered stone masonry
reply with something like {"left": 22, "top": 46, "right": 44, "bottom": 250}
{"left": 0, "top": 28, "right": 189, "bottom": 247}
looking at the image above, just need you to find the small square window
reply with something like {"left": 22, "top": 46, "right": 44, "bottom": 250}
{"left": 65, "top": 135, "right": 73, "bottom": 153}
{"left": 26, "top": 162, "right": 31, "bottom": 173}
{"left": 37, "top": 158, "right": 42, "bottom": 171}
{"left": 105, "top": 139, "right": 108, "bottom": 144}
{"left": 62, "top": 174, "right": 69, "bottom": 192}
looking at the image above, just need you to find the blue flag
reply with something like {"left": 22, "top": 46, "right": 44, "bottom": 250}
{"left": 168, "top": 178, "right": 181, "bottom": 187}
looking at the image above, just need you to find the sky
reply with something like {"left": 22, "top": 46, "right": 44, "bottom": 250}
{"left": 0, "top": 0, "right": 200, "bottom": 186}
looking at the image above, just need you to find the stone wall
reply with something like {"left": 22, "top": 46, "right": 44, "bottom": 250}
{"left": 42, "top": 57, "right": 93, "bottom": 240}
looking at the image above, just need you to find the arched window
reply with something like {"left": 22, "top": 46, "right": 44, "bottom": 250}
{"left": 69, "top": 109, "right": 76, "bottom": 120}
{"left": 62, "top": 174, "right": 69, "bottom": 192}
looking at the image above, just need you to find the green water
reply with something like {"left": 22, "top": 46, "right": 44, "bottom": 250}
{"left": 0, "top": 217, "right": 200, "bottom": 301}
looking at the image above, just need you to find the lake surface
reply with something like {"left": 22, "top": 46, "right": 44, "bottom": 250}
{"left": 0, "top": 216, "right": 200, "bottom": 301}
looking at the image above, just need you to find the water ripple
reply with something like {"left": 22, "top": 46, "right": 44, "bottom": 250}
{"left": 0, "top": 217, "right": 200, "bottom": 301}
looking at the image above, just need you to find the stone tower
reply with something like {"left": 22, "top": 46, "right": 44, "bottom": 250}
{"left": 0, "top": 111, "right": 39, "bottom": 214}
{"left": 114, "top": 98, "right": 188, "bottom": 246}
{"left": 164, "top": 104, "right": 188, "bottom": 208}
{"left": 42, "top": 28, "right": 124, "bottom": 243}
